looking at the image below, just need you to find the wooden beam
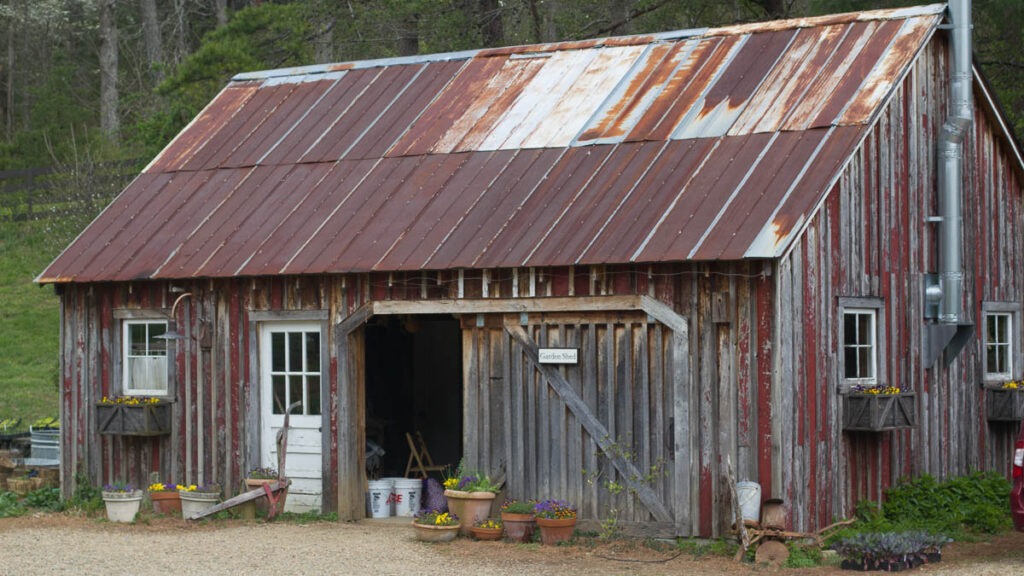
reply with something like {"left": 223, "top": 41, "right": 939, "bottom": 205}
{"left": 371, "top": 295, "right": 646, "bottom": 316}
{"left": 505, "top": 322, "right": 673, "bottom": 523}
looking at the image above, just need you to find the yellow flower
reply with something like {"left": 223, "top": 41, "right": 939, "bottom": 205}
{"left": 434, "top": 512, "right": 451, "bottom": 526}
{"left": 177, "top": 484, "right": 197, "bottom": 492}
{"left": 443, "top": 478, "right": 458, "bottom": 490}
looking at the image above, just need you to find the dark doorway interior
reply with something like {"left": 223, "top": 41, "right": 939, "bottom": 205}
{"left": 364, "top": 314, "right": 462, "bottom": 479}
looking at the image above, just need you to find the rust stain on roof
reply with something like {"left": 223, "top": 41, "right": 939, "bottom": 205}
{"left": 39, "top": 6, "right": 946, "bottom": 283}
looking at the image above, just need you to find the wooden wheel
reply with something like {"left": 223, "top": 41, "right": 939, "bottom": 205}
{"left": 754, "top": 540, "right": 789, "bottom": 565}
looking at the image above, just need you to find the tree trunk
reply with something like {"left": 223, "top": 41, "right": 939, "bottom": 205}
{"left": 478, "top": 0, "right": 504, "bottom": 47}
{"left": 99, "top": 0, "right": 119, "bottom": 139}
{"left": 398, "top": 12, "right": 419, "bottom": 56}
{"left": 215, "top": 0, "right": 228, "bottom": 28}
{"left": 173, "top": 0, "right": 189, "bottom": 65}
{"left": 139, "top": 0, "right": 164, "bottom": 83}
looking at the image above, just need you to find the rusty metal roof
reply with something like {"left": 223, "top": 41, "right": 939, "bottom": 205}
{"left": 40, "top": 4, "right": 945, "bottom": 283}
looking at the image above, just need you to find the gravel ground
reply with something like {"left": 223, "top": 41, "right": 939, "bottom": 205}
{"left": 1, "top": 514, "right": 1023, "bottom": 576}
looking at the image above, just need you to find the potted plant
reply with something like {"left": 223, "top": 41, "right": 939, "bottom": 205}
{"left": 245, "top": 466, "right": 287, "bottom": 514}
{"left": 832, "top": 530, "right": 952, "bottom": 571}
{"left": 985, "top": 380, "right": 1024, "bottom": 422}
{"left": 470, "top": 518, "right": 504, "bottom": 541}
{"left": 178, "top": 483, "right": 222, "bottom": 520}
{"left": 412, "top": 509, "right": 460, "bottom": 542}
{"left": 147, "top": 481, "right": 181, "bottom": 515}
{"left": 843, "top": 385, "right": 916, "bottom": 431}
{"left": 533, "top": 498, "right": 577, "bottom": 545}
{"left": 96, "top": 396, "right": 172, "bottom": 436}
{"left": 102, "top": 481, "right": 143, "bottom": 523}
{"left": 500, "top": 499, "right": 537, "bottom": 542}
{"left": 443, "top": 464, "right": 501, "bottom": 536}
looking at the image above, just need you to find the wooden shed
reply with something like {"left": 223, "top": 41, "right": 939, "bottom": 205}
{"left": 38, "top": 3, "right": 1024, "bottom": 537}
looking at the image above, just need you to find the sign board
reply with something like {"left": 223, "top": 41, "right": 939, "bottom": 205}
{"left": 538, "top": 348, "right": 579, "bottom": 365}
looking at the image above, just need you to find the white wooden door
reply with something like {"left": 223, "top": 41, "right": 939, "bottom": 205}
{"left": 260, "top": 321, "right": 323, "bottom": 513}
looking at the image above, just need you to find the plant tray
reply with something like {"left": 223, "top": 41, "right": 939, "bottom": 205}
{"left": 985, "top": 388, "right": 1024, "bottom": 422}
{"left": 843, "top": 393, "right": 916, "bottom": 432}
{"left": 96, "top": 402, "right": 171, "bottom": 436}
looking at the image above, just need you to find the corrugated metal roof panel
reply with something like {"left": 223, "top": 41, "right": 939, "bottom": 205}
{"left": 38, "top": 6, "right": 946, "bottom": 283}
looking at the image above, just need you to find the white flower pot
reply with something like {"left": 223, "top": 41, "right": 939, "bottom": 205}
{"left": 180, "top": 491, "right": 221, "bottom": 519}
{"left": 103, "top": 490, "right": 143, "bottom": 523}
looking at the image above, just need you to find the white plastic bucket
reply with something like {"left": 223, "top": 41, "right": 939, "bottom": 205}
{"left": 367, "top": 480, "right": 393, "bottom": 518}
{"left": 383, "top": 477, "right": 404, "bottom": 515}
{"left": 392, "top": 478, "right": 423, "bottom": 517}
{"left": 735, "top": 481, "right": 761, "bottom": 525}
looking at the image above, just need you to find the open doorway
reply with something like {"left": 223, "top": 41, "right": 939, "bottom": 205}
{"left": 363, "top": 314, "right": 462, "bottom": 479}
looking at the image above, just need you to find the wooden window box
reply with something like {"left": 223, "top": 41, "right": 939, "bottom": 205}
{"left": 96, "top": 401, "right": 171, "bottom": 436}
{"left": 843, "top": 392, "right": 916, "bottom": 432}
{"left": 985, "top": 388, "right": 1024, "bottom": 422}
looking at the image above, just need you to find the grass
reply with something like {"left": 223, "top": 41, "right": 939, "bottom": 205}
{"left": 0, "top": 218, "right": 77, "bottom": 425}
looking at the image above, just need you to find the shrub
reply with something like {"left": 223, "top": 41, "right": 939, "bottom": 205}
{"left": 881, "top": 472, "right": 1011, "bottom": 534}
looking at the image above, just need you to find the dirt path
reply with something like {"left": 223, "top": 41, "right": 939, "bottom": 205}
{"left": 1, "top": 514, "right": 1023, "bottom": 575}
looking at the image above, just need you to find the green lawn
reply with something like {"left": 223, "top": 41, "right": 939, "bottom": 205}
{"left": 0, "top": 218, "right": 70, "bottom": 425}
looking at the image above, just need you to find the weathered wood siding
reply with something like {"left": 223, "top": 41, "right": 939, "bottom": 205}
{"left": 57, "top": 263, "right": 770, "bottom": 537}
{"left": 777, "top": 37, "right": 1024, "bottom": 532}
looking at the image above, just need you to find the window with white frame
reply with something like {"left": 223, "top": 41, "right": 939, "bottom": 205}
{"left": 984, "top": 310, "right": 1014, "bottom": 380}
{"left": 122, "top": 320, "right": 168, "bottom": 395}
{"left": 835, "top": 295, "right": 884, "bottom": 385}
{"left": 842, "top": 306, "right": 878, "bottom": 384}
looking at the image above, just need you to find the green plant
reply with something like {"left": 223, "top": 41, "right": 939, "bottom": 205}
{"left": 831, "top": 531, "right": 951, "bottom": 571}
{"left": 415, "top": 509, "right": 459, "bottom": 526}
{"left": 783, "top": 543, "right": 823, "bottom": 568}
{"left": 500, "top": 499, "right": 536, "bottom": 514}
{"left": 443, "top": 462, "right": 501, "bottom": 493}
{"left": 63, "top": 473, "right": 102, "bottom": 514}
{"left": 0, "top": 491, "right": 27, "bottom": 518}
{"left": 533, "top": 499, "right": 576, "bottom": 519}
{"left": 23, "top": 487, "right": 62, "bottom": 511}
{"left": 677, "top": 538, "right": 738, "bottom": 558}
{"left": 881, "top": 472, "right": 1011, "bottom": 534}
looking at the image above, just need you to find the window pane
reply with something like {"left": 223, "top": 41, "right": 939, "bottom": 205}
{"left": 288, "top": 332, "right": 302, "bottom": 372}
{"left": 854, "top": 314, "right": 871, "bottom": 345}
{"left": 148, "top": 324, "right": 167, "bottom": 356}
{"left": 844, "top": 347, "right": 858, "bottom": 379}
{"left": 271, "top": 333, "right": 285, "bottom": 372}
{"left": 289, "top": 375, "right": 304, "bottom": 415}
{"left": 308, "top": 375, "right": 321, "bottom": 415}
{"left": 305, "top": 332, "right": 320, "bottom": 371}
{"left": 272, "top": 375, "right": 286, "bottom": 414}
{"left": 129, "top": 323, "right": 147, "bottom": 355}
{"left": 858, "top": 348, "right": 873, "bottom": 379}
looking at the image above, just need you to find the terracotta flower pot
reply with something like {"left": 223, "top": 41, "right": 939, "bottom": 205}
{"left": 245, "top": 477, "right": 287, "bottom": 515}
{"left": 500, "top": 511, "right": 536, "bottom": 542}
{"left": 412, "top": 521, "right": 460, "bottom": 542}
{"left": 149, "top": 490, "right": 182, "bottom": 514}
{"left": 470, "top": 525, "right": 503, "bottom": 541}
{"left": 536, "top": 516, "right": 576, "bottom": 545}
{"left": 444, "top": 490, "right": 496, "bottom": 536}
